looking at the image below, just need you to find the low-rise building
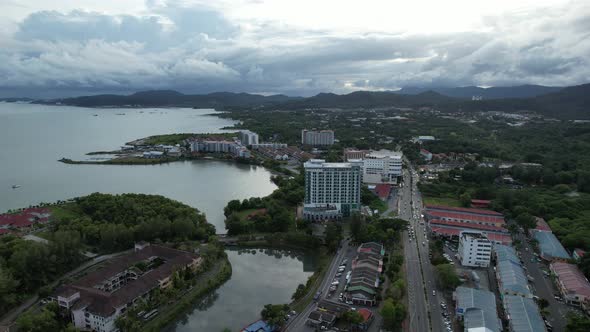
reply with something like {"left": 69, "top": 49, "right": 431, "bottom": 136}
{"left": 346, "top": 242, "right": 384, "bottom": 306}
{"left": 532, "top": 230, "right": 570, "bottom": 262}
{"left": 458, "top": 231, "right": 492, "bottom": 267}
{"left": 343, "top": 148, "right": 369, "bottom": 161}
{"left": 573, "top": 248, "right": 587, "bottom": 261}
{"left": 454, "top": 286, "right": 501, "bottom": 332}
{"left": 420, "top": 149, "right": 432, "bottom": 161}
{"left": 52, "top": 243, "right": 202, "bottom": 332}
{"left": 494, "top": 245, "right": 531, "bottom": 298}
{"left": 550, "top": 262, "right": 590, "bottom": 307}
{"left": 502, "top": 295, "right": 546, "bottom": 332}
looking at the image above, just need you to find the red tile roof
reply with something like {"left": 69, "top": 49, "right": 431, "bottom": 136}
{"left": 0, "top": 229, "right": 11, "bottom": 235}
{"left": 471, "top": 199, "right": 491, "bottom": 204}
{"left": 374, "top": 184, "right": 392, "bottom": 199}
{"left": 574, "top": 249, "right": 586, "bottom": 258}
{"left": 426, "top": 210, "right": 505, "bottom": 225}
{"left": 533, "top": 217, "right": 552, "bottom": 232}
{"left": 550, "top": 262, "right": 590, "bottom": 298}
{"left": 357, "top": 308, "right": 373, "bottom": 322}
{"left": 431, "top": 226, "right": 511, "bottom": 244}
{"left": 0, "top": 208, "right": 52, "bottom": 229}
{"left": 429, "top": 219, "right": 508, "bottom": 233}
{"left": 425, "top": 205, "right": 503, "bottom": 216}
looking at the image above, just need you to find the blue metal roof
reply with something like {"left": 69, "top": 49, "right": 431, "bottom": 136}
{"left": 503, "top": 295, "right": 546, "bottom": 332}
{"left": 533, "top": 231, "right": 570, "bottom": 260}
{"left": 241, "top": 320, "right": 273, "bottom": 332}
{"left": 494, "top": 244, "right": 519, "bottom": 264}
{"left": 455, "top": 287, "right": 501, "bottom": 332}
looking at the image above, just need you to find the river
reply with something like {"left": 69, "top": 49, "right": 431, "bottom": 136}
{"left": 0, "top": 102, "right": 277, "bottom": 232}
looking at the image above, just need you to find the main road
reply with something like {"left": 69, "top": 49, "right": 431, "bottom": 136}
{"left": 402, "top": 163, "right": 446, "bottom": 332}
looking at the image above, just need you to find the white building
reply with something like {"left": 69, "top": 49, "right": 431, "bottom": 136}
{"left": 301, "top": 129, "right": 335, "bottom": 146}
{"left": 190, "top": 140, "right": 251, "bottom": 158}
{"left": 238, "top": 130, "right": 259, "bottom": 146}
{"left": 303, "top": 159, "right": 362, "bottom": 220}
{"left": 458, "top": 231, "right": 492, "bottom": 267}
{"left": 362, "top": 150, "right": 403, "bottom": 184}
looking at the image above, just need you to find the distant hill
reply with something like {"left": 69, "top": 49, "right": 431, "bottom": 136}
{"left": 396, "top": 85, "right": 563, "bottom": 99}
{"left": 47, "top": 90, "right": 300, "bottom": 108}
{"left": 33, "top": 83, "right": 590, "bottom": 119}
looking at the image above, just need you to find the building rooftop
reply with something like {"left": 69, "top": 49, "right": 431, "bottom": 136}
{"left": 374, "top": 184, "right": 392, "bottom": 199}
{"left": 366, "top": 149, "right": 403, "bottom": 159}
{"left": 532, "top": 217, "right": 552, "bottom": 232}
{"left": 550, "top": 262, "right": 590, "bottom": 298}
{"left": 241, "top": 320, "right": 273, "bottom": 332}
{"left": 425, "top": 205, "right": 503, "bottom": 217}
{"left": 496, "top": 260, "right": 530, "bottom": 297}
{"left": 533, "top": 230, "right": 570, "bottom": 260}
{"left": 56, "top": 245, "right": 199, "bottom": 317}
{"left": 455, "top": 287, "right": 500, "bottom": 332}
{"left": 304, "top": 159, "right": 361, "bottom": 169}
{"left": 503, "top": 295, "right": 546, "bottom": 332}
{"left": 426, "top": 210, "right": 505, "bottom": 225}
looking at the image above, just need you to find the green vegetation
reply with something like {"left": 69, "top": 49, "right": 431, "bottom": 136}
{"left": 423, "top": 196, "right": 461, "bottom": 207}
{"left": 361, "top": 187, "right": 388, "bottom": 213}
{"left": 142, "top": 133, "right": 196, "bottom": 145}
{"left": 16, "top": 302, "right": 78, "bottom": 332}
{"left": 566, "top": 312, "right": 590, "bottom": 332}
{"left": 59, "top": 157, "right": 181, "bottom": 165}
{"left": 260, "top": 303, "right": 290, "bottom": 329}
{"left": 381, "top": 298, "right": 407, "bottom": 331}
{"left": 0, "top": 193, "right": 215, "bottom": 318}
{"left": 435, "top": 264, "right": 461, "bottom": 290}
{"left": 51, "top": 193, "right": 215, "bottom": 253}
{"left": 350, "top": 213, "right": 408, "bottom": 244}
{"left": 224, "top": 174, "right": 303, "bottom": 235}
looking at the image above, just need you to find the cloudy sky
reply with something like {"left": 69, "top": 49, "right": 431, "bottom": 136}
{"left": 1, "top": 0, "right": 589, "bottom": 97}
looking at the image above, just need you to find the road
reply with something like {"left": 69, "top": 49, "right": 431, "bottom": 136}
{"left": 401, "top": 164, "right": 448, "bottom": 332}
{"left": 515, "top": 230, "right": 573, "bottom": 332}
{"left": 285, "top": 239, "right": 352, "bottom": 331}
{"left": 399, "top": 167, "right": 431, "bottom": 332}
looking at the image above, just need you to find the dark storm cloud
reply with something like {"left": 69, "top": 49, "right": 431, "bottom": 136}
{"left": 0, "top": 0, "right": 589, "bottom": 97}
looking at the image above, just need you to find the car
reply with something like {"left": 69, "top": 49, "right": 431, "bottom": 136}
{"left": 432, "top": 290, "right": 436, "bottom": 296}
{"left": 346, "top": 300, "right": 353, "bottom": 305}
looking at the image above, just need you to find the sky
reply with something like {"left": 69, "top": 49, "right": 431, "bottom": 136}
{"left": 1, "top": 0, "right": 589, "bottom": 97}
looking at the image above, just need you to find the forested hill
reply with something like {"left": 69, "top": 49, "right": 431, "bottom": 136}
{"left": 46, "top": 90, "right": 300, "bottom": 108}
{"left": 395, "top": 85, "right": 563, "bottom": 99}
{"left": 38, "top": 83, "right": 590, "bottom": 119}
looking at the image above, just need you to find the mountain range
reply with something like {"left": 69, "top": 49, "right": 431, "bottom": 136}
{"left": 37, "top": 83, "right": 590, "bottom": 119}
{"left": 394, "top": 85, "right": 563, "bottom": 99}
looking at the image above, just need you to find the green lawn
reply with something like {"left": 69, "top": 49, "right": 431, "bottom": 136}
{"left": 49, "top": 203, "right": 83, "bottom": 221}
{"left": 423, "top": 196, "right": 462, "bottom": 207}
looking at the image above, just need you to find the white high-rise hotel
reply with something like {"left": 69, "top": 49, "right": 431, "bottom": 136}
{"left": 303, "top": 159, "right": 362, "bottom": 220}
{"left": 301, "top": 129, "right": 335, "bottom": 146}
{"left": 238, "top": 130, "right": 259, "bottom": 146}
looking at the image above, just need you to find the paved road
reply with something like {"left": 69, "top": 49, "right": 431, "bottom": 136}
{"left": 285, "top": 240, "right": 352, "bottom": 331}
{"left": 516, "top": 230, "right": 573, "bottom": 332}
{"left": 399, "top": 167, "right": 431, "bottom": 332}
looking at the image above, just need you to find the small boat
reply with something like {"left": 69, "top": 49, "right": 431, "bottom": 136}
{"left": 93, "top": 114, "right": 98, "bottom": 116}
{"left": 12, "top": 185, "right": 21, "bottom": 189}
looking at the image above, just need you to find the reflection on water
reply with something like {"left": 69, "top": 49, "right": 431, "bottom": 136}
{"left": 167, "top": 248, "right": 317, "bottom": 332}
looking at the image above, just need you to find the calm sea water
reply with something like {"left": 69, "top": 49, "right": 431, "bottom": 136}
{"left": 0, "top": 102, "right": 277, "bottom": 233}
{"left": 167, "top": 248, "right": 316, "bottom": 332}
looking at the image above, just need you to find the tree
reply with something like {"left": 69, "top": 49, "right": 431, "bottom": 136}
{"left": 292, "top": 284, "right": 306, "bottom": 300}
{"left": 16, "top": 302, "right": 60, "bottom": 332}
{"left": 324, "top": 224, "right": 342, "bottom": 252}
{"left": 436, "top": 264, "right": 461, "bottom": 290}
{"left": 381, "top": 298, "right": 406, "bottom": 331}
{"left": 342, "top": 310, "right": 364, "bottom": 324}
{"left": 0, "top": 268, "right": 19, "bottom": 313}
{"left": 260, "top": 304, "right": 289, "bottom": 328}
{"left": 566, "top": 312, "right": 590, "bottom": 332}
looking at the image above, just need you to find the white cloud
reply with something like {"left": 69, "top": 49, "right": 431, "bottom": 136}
{"left": 0, "top": 0, "right": 589, "bottom": 97}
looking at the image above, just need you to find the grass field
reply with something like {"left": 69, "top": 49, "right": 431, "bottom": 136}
{"left": 423, "top": 196, "right": 462, "bottom": 207}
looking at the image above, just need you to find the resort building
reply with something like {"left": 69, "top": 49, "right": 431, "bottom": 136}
{"left": 52, "top": 243, "right": 202, "bottom": 332}
{"left": 238, "top": 130, "right": 259, "bottom": 146}
{"left": 453, "top": 287, "right": 501, "bottom": 332}
{"left": 458, "top": 231, "right": 492, "bottom": 267}
{"left": 303, "top": 159, "right": 362, "bottom": 220}
{"left": 301, "top": 129, "right": 335, "bottom": 146}
{"left": 189, "top": 139, "right": 251, "bottom": 158}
